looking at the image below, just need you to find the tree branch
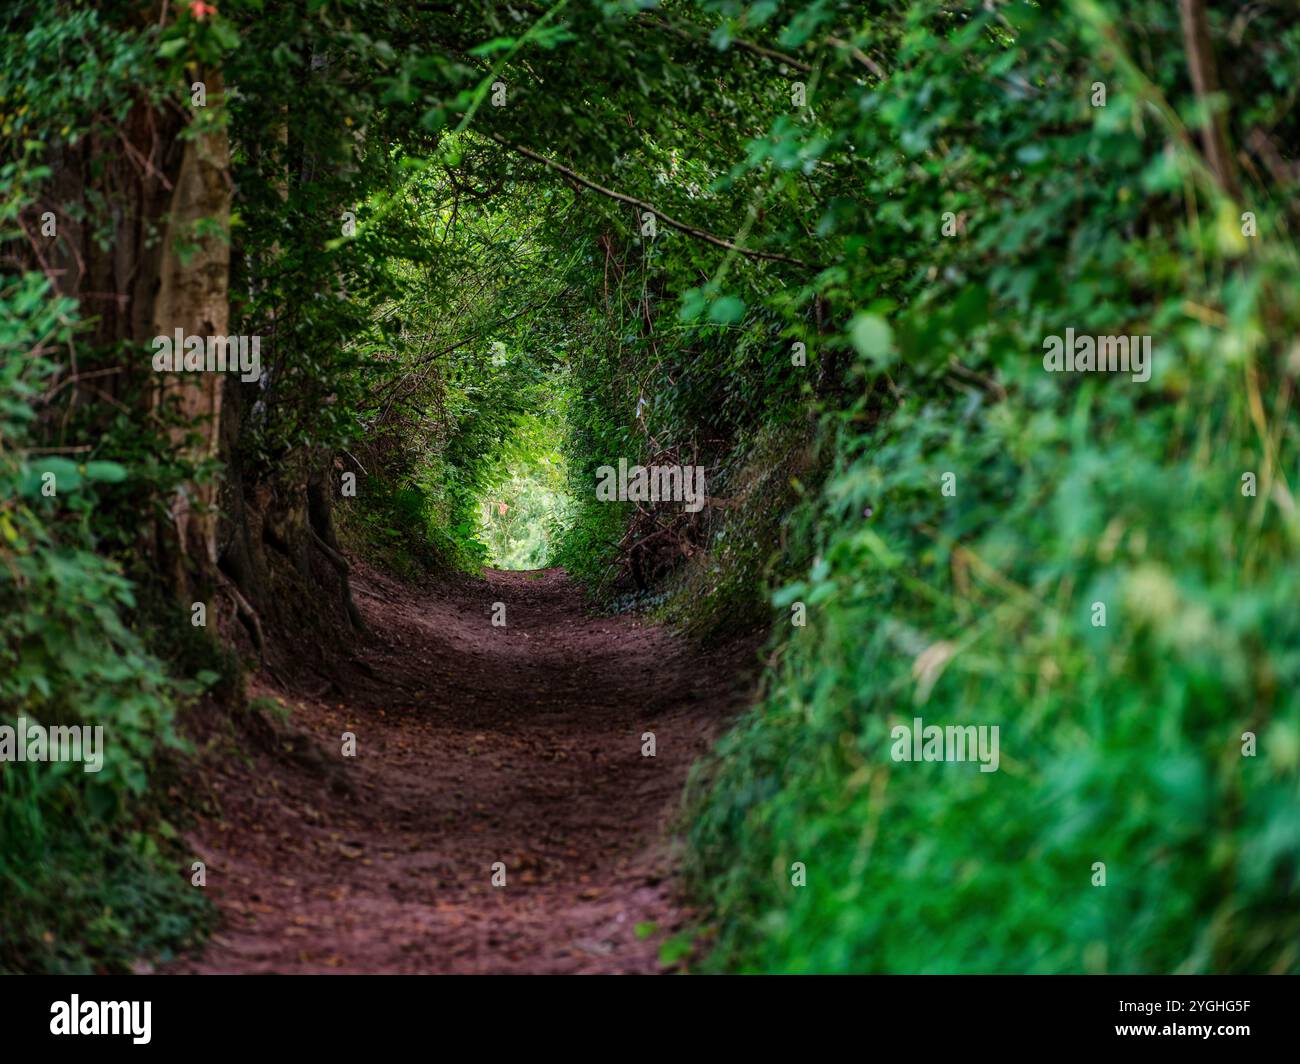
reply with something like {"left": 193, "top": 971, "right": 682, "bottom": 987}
{"left": 486, "top": 134, "right": 816, "bottom": 269}
{"left": 642, "top": 14, "right": 813, "bottom": 74}
{"left": 1178, "top": 0, "right": 1241, "bottom": 200}
{"left": 825, "top": 35, "right": 886, "bottom": 80}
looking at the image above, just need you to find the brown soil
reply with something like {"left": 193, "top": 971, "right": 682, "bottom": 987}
{"left": 167, "top": 562, "right": 759, "bottom": 973}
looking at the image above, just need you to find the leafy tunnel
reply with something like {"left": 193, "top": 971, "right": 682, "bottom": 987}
{"left": 2, "top": 0, "right": 1298, "bottom": 977}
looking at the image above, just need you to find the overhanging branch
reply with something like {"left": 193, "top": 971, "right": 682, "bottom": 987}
{"left": 486, "top": 134, "right": 817, "bottom": 270}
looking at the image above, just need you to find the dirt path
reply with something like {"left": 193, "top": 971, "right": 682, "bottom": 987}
{"left": 168, "top": 564, "right": 757, "bottom": 973}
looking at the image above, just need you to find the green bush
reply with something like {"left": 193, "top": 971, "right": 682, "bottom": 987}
{"left": 684, "top": 0, "right": 1300, "bottom": 973}
{"left": 0, "top": 275, "right": 209, "bottom": 973}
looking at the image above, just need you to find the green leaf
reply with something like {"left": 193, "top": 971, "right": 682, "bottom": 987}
{"left": 709, "top": 296, "right": 746, "bottom": 325}
{"left": 469, "top": 37, "right": 517, "bottom": 58}
{"left": 849, "top": 313, "right": 894, "bottom": 367}
{"left": 658, "top": 933, "right": 694, "bottom": 966}
{"left": 84, "top": 461, "right": 127, "bottom": 483}
{"left": 210, "top": 21, "right": 242, "bottom": 53}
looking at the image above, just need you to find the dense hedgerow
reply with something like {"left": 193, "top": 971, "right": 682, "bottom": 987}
{"left": 682, "top": 1, "right": 1300, "bottom": 973}
{"left": 0, "top": 10, "right": 220, "bottom": 971}
{"left": 0, "top": 277, "right": 210, "bottom": 973}
{"left": 5, "top": 0, "right": 1296, "bottom": 976}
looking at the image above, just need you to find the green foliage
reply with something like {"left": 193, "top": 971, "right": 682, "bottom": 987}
{"left": 684, "top": 0, "right": 1300, "bottom": 973}
{"left": 330, "top": 170, "right": 582, "bottom": 574}
{"left": 0, "top": 275, "right": 209, "bottom": 973}
{"left": 657, "top": 417, "right": 822, "bottom": 638}
{"left": 476, "top": 408, "right": 572, "bottom": 570}
{"left": 6, "top": 0, "right": 1298, "bottom": 977}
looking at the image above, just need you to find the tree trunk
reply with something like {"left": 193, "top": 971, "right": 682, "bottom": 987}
{"left": 151, "top": 70, "right": 234, "bottom": 602}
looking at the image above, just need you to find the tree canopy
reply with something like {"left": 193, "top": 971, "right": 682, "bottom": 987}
{"left": 2, "top": 0, "right": 1298, "bottom": 974}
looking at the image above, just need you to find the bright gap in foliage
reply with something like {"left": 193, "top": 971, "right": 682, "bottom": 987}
{"left": 475, "top": 404, "right": 572, "bottom": 571}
